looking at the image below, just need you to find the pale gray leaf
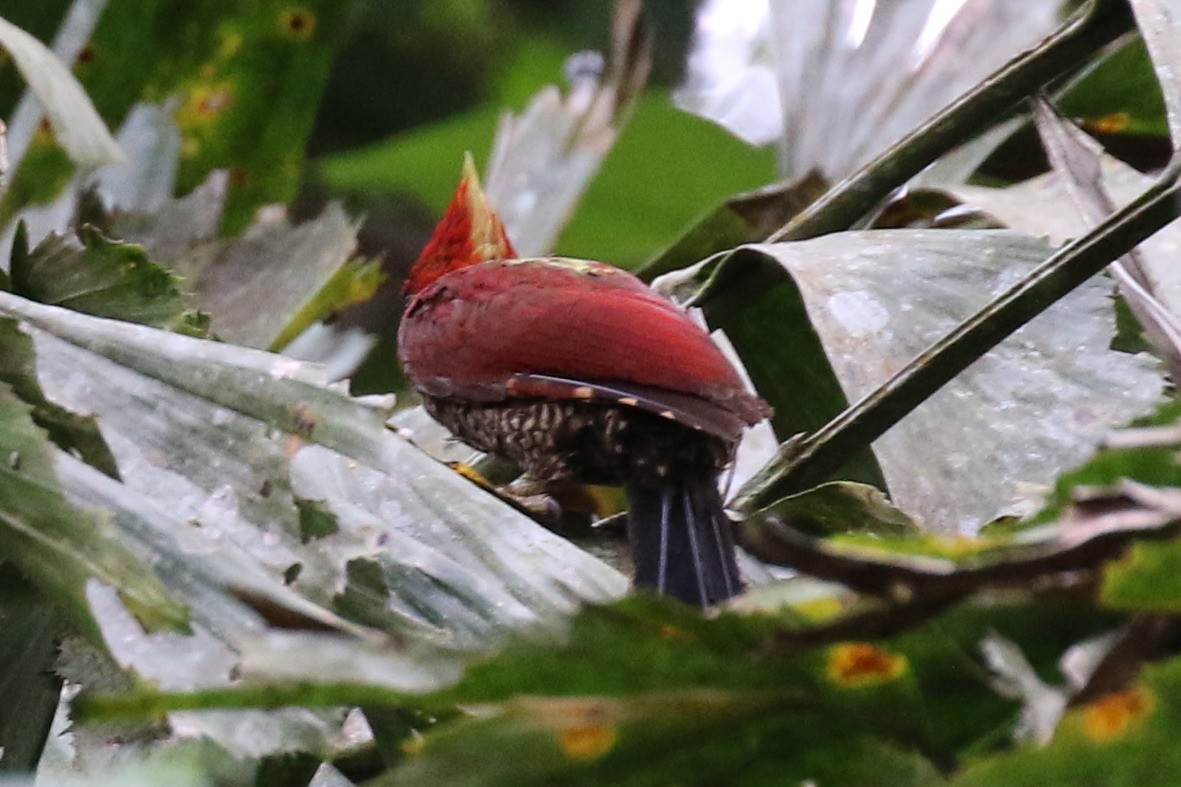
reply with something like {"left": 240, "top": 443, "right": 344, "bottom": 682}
{"left": 281, "top": 322, "right": 375, "bottom": 384}
{"left": 912, "top": 116, "right": 1023, "bottom": 187}
{"left": 0, "top": 117, "right": 8, "bottom": 180}
{"left": 677, "top": 0, "right": 1058, "bottom": 178}
{"left": 171, "top": 203, "right": 359, "bottom": 348}
{"left": 108, "top": 170, "right": 228, "bottom": 262}
{"left": 239, "top": 630, "right": 465, "bottom": 692}
{"left": 390, "top": 405, "right": 486, "bottom": 467}
{"left": 485, "top": 0, "right": 649, "bottom": 256}
{"left": 1033, "top": 97, "right": 1181, "bottom": 378}
{"left": 744, "top": 231, "right": 1164, "bottom": 532}
{"left": 0, "top": 12, "right": 121, "bottom": 168}
{"left": 91, "top": 103, "right": 181, "bottom": 214}
{"left": 0, "top": 101, "right": 195, "bottom": 261}
{"left": 0, "top": 290, "right": 624, "bottom": 758}
{"left": 309, "top": 763, "right": 356, "bottom": 787}
{"left": 0, "top": 290, "right": 623, "bottom": 641}
{"left": 943, "top": 154, "right": 1181, "bottom": 338}
{"left": 981, "top": 631, "right": 1067, "bottom": 745}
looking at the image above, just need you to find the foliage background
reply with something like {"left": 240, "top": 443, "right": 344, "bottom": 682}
{"left": 3, "top": 0, "right": 1181, "bottom": 785}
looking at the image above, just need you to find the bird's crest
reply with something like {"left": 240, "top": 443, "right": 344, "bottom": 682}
{"left": 403, "top": 153, "right": 517, "bottom": 295}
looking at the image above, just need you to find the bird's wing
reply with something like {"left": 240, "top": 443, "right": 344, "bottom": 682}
{"left": 398, "top": 258, "right": 770, "bottom": 439}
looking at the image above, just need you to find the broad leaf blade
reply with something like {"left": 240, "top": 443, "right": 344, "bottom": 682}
{"left": 676, "top": 0, "right": 1058, "bottom": 178}
{"left": 0, "top": 321, "right": 188, "bottom": 635}
{"left": 0, "top": 289, "right": 625, "bottom": 645}
{"left": 0, "top": 287, "right": 623, "bottom": 758}
{"left": 666, "top": 230, "right": 1163, "bottom": 532}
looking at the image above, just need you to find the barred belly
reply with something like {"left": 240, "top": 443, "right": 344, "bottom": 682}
{"left": 423, "top": 396, "right": 733, "bottom": 486}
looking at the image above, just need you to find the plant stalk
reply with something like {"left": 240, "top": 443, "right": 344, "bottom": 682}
{"left": 737, "top": 160, "right": 1181, "bottom": 512}
{"left": 767, "top": 0, "right": 1132, "bottom": 243}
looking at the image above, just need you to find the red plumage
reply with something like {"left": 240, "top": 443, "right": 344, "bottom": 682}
{"left": 400, "top": 258, "right": 767, "bottom": 434}
{"left": 399, "top": 157, "right": 771, "bottom": 606}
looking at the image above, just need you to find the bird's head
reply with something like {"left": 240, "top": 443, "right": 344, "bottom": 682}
{"left": 403, "top": 153, "right": 517, "bottom": 296}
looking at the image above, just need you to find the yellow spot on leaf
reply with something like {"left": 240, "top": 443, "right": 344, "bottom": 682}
{"left": 176, "top": 82, "right": 235, "bottom": 128}
{"left": 558, "top": 724, "right": 618, "bottom": 761}
{"left": 180, "top": 135, "right": 200, "bottom": 158}
{"left": 1086, "top": 112, "right": 1131, "bottom": 135}
{"left": 289, "top": 404, "right": 318, "bottom": 438}
{"left": 828, "top": 642, "right": 906, "bottom": 687}
{"left": 794, "top": 596, "right": 845, "bottom": 623}
{"left": 656, "top": 624, "right": 695, "bottom": 644}
{"left": 400, "top": 730, "right": 426, "bottom": 755}
{"left": 1084, "top": 687, "right": 1155, "bottom": 742}
{"left": 279, "top": 7, "right": 318, "bottom": 41}
{"left": 284, "top": 433, "right": 303, "bottom": 458}
{"left": 219, "top": 30, "right": 245, "bottom": 58}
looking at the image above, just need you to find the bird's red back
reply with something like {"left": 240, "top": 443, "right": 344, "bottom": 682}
{"left": 400, "top": 158, "right": 771, "bottom": 441}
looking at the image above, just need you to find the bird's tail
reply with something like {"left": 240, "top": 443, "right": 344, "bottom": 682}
{"left": 624, "top": 474, "right": 743, "bottom": 606}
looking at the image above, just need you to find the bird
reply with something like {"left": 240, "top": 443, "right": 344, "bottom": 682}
{"left": 398, "top": 156, "right": 772, "bottom": 605}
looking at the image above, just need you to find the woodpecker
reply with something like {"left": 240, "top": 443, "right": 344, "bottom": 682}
{"left": 398, "top": 158, "right": 771, "bottom": 605}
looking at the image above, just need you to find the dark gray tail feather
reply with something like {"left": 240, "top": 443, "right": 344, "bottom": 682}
{"left": 625, "top": 474, "right": 743, "bottom": 606}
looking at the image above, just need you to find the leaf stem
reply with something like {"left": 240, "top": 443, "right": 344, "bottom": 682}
{"left": 737, "top": 161, "right": 1181, "bottom": 512}
{"left": 71, "top": 681, "right": 423, "bottom": 723}
{"left": 767, "top": 0, "right": 1132, "bottom": 243}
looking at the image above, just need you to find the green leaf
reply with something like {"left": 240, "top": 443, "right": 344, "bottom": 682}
{"left": 740, "top": 486, "right": 1181, "bottom": 604}
{"left": 254, "top": 752, "right": 321, "bottom": 787}
{"left": 321, "top": 92, "right": 775, "bottom": 268}
{"left": 1058, "top": 34, "right": 1169, "bottom": 137}
{"left": 0, "top": 316, "right": 119, "bottom": 477}
{"left": 1103, "top": 540, "right": 1181, "bottom": 611}
{"left": 1, "top": 1, "right": 351, "bottom": 232}
{"left": 74, "top": 592, "right": 1116, "bottom": 781}
{"left": 384, "top": 596, "right": 1110, "bottom": 784}
{"left": 12, "top": 224, "right": 195, "bottom": 330}
{"left": 752, "top": 481, "right": 920, "bottom": 539}
{"left": 372, "top": 691, "right": 939, "bottom": 787}
{"left": 295, "top": 496, "right": 339, "bottom": 541}
{"left": 269, "top": 255, "right": 385, "bottom": 352}
{"left": 948, "top": 656, "right": 1181, "bottom": 786}
{"left": 0, "top": 564, "right": 65, "bottom": 774}
{"left": 1018, "top": 399, "right": 1181, "bottom": 612}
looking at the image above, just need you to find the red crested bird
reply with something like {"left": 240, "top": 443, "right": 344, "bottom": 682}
{"left": 398, "top": 157, "right": 772, "bottom": 605}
